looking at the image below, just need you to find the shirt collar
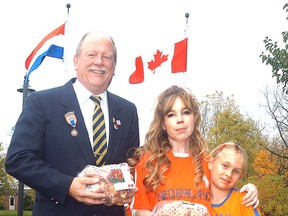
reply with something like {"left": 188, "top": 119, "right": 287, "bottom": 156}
{"left": 73, "top": 79, "right": 108, "bottom": 107}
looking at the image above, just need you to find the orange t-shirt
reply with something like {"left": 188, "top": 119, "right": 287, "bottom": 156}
{"left": 212, "top": 188, "right": 262, "bottom": 216}
{"left": 131, "top": 150, "right": 212, "bottom": 215}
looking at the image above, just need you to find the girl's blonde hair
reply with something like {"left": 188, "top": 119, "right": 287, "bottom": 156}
{"left": 210, "top": 142, "right": 248, "bottom": 179}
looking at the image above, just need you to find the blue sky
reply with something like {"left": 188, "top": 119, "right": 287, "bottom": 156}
{"left": 0, "top": 0, "right": 287, "bottom": 148}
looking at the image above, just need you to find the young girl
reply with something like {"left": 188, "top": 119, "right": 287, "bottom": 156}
{"left": 209, "top": 142, "right": 262, "bottom": 216}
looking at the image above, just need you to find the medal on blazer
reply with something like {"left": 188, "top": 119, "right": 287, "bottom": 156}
{"left": 65, "top": 111, "right": 78, "bottom": 136}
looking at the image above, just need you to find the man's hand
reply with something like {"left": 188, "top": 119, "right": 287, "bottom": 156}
{"left": 68, "top": 176, "right": 108, "bottom": 205}
{"left": 105, "top": 188, "right": 138, "bottom": 206}
{"left": 240, "top": 183, "right": 259, "bottom": 208}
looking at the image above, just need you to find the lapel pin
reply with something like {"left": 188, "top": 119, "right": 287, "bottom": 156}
{"left": 113, "top": 117, "right": 121, "bottom": 129}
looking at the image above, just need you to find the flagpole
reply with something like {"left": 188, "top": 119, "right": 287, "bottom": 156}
{"left": 15, "top": 5, "right": 70, "bottom": 215}
{"left": 64, "top": 3, "right": 71, "bottom": 81}
{"left": 184, "top": 12, "right": 189, "bottom": 87}
{"left": 16, "top": 76, "right": 35, "bottom": 216}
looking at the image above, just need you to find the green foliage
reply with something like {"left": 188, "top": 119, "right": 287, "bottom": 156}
{"left": 0, "top": 210, "right": 32, "bottom": 216}
{"left": 200, "top": 91, "right": 264, "bottom": 176}
{"left": 260, "top": 4, "right": 288, "bottom": 94}
{"left": 0, "top": 143, "right": 16, "bottom": 197}
{"left": 201, "top": 90, "right": 288, "bottom": 215}
{"left": 240, "top": 175, "right": 288, "bottom": 216}
{"left": 200, "top": 91, "right": 238, "bottom": 139}
{"left": 23, "top": 194, "right": 34, "bottom": 211}
{"left": 214, "top": 111, "right": 263, "bottom": 176}
{"left": 260, "top": 37, "right": 288, "bottom": 94}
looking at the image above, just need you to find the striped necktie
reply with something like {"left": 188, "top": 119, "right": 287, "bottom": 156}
{"left": 90, "top": 95, "right": 107, "bottom": 166}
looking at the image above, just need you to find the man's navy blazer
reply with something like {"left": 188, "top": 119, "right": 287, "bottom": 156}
{"left": 5, "top": 78, "right": 140, "bottom": 216}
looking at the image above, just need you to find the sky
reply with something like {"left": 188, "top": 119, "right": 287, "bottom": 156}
{"left": 0, "top": 0, "right": 287, "bottom": 149}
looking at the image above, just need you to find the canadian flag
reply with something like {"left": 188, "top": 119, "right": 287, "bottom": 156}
{"left": 128, "top": 56, "right": 144, "bottom": 84}
{"left": 129, "top": 37, "right": 188, "bottom": 84}
{"left": 171, "top": 38, "right": 188, "bottom": 73}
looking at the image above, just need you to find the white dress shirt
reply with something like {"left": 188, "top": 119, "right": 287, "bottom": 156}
{"left": 73, "top": 79, "right": 110, "bottom": 149}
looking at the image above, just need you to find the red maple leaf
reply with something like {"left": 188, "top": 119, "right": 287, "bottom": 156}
{"left": 147, "top": 50, "right": 168, "bottom": 73}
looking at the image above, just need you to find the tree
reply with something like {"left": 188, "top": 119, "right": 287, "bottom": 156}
{"left": 0, "top": 142, "right": 17, "bottom": 197}
{"left": 200, "top": 91, "right": 288, "bottom": 215}
{"left": 254, "top": 149, "right": 279, "bottom": 175}
{"left": 200, "top": 91, "right": 236, "bottom": 139}
{"left": 254, "top": 146, "right": 288, "bottom": 177}
{"left": 260, "top": 86, "right": 288, "bottom": 160}
{"left": 200, "top": 91, "right": 264, "bottom": 177}
{"left": 0, "top": 142, "right": 18, "bottom": 211}
{"left": 260, "top": 3, "right": 288, "bottom": 94}
{"left": 240, "top": 175, "right": 288, "bottom": 216}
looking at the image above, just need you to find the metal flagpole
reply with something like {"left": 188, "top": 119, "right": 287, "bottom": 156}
{"left": 64, "top": 3, "right": 71, "bottom": 81}
{"left": 16, "top": 4, "right": 71, "bottom": 215}
{"left": 184, "top": 12, "right": 189, "bottom": 87}
{"left": 16, "top": 77, "right": 35, "bottom": 216}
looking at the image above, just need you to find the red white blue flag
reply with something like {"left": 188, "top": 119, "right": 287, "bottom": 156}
{"left": 25, "top": 23, "right": 65, "bottom": 79}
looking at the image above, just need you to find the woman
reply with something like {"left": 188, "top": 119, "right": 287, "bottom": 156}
{"left": 128, "top": 85, "right": 258, "bottom": 216}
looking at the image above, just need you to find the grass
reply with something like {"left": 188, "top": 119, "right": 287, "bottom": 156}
{"left": 0, "top": 210, "right": 32, "bottom": 216}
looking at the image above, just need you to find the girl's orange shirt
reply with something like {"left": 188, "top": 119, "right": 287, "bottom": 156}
{"left": 212, "top": 188, "right": 262, "bottom": 216}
